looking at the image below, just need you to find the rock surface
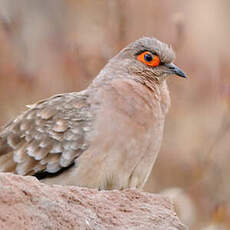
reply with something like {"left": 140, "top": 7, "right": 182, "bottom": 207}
{"left": 0, "top": 173, "right": 187, "bottom": 230}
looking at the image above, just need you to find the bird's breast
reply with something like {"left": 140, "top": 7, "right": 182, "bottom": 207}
{"left": 79, "top": 78, "right": 169, "bottom": 189}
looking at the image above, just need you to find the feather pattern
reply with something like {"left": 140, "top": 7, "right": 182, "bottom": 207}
{"left": 0, "top": 93, "right": 93, "bottom": 176}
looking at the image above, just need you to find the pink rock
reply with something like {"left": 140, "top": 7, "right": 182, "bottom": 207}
{"left": 0, "top": 173, "right": 187, "bottom": 230}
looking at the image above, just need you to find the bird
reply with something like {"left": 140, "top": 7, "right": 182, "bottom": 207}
{"left": 0, "top": 37, "right": 186, "bottom": 190}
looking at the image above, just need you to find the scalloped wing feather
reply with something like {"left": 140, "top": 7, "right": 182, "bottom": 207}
{"left": 0, "top": 92, "right": 93, "bottom": 176}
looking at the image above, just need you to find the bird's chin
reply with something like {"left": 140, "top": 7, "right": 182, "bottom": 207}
{"left": 158, "top": 73, "right": 170, "bottom": 81}
{"left": 162, "top": 70, "right": 182, "bottom": 80}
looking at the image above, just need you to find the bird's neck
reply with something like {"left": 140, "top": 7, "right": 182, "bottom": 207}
{"left": 133, "top": 77, "right": 171, "bottom": 114}
{"left": 89, "top": 69, "right": 171, "bottom": 115}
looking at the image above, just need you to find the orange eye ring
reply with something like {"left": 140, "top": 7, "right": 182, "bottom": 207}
{"left": 137, "top": 51, "right": 160, "bottom": 67}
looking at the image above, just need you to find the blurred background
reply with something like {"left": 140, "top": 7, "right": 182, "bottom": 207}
{"left": 0, "top": 0, "right": 229, "bottom": 229}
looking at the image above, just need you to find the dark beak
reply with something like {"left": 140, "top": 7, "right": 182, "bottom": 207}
{"left": 165, "top": 63, "right": 187, "bottom": 78}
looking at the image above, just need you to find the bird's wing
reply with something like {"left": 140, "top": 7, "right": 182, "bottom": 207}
{"left": 0, "top": 92, "right": 93, "bottom": 177}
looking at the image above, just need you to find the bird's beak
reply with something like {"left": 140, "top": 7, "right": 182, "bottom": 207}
{"left": 164, "top": 63, "right": 187, "bottom": 78}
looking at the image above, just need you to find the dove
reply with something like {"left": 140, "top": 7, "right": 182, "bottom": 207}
{"left": 0, "top": 37, "right": 186, "bottom": 189}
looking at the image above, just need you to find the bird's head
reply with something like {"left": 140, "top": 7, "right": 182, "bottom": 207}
{"left": 108, "top": 37, "right": 186, "bottom": 83}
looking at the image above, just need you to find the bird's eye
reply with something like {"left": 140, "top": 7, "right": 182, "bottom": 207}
{"left": 137, "top": 51, "right": 160, "bottom": 67}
